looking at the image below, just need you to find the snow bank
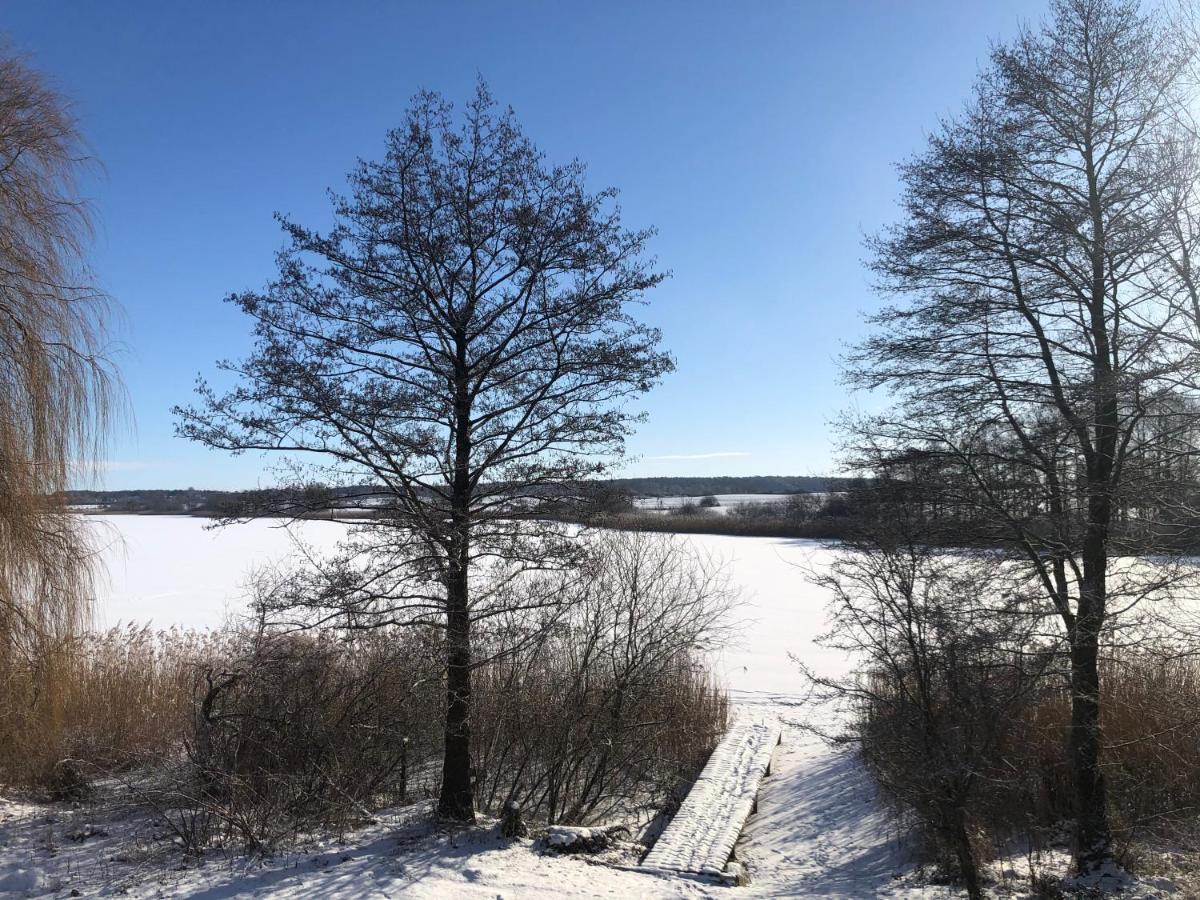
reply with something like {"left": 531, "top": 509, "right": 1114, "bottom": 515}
{"left": 544, "top": 824, "right": 630, "bottom": 852}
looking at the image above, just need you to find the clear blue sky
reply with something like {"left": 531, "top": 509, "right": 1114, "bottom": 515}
{"left": 4, "top": 1, "right": 1046, "bottom": 490}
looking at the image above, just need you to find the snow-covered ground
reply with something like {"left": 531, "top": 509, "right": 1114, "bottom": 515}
{"left": 4, "top": 515, "right": 1131, "bottom": 897}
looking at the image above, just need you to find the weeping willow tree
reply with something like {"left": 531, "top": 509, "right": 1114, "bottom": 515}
{"left": 0, "top": 50, "right": 121, "bottom": 780}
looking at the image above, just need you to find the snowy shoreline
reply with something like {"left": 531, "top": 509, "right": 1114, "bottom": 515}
{"left": 5, "top": 516, "right": 1182, "bottom": 897}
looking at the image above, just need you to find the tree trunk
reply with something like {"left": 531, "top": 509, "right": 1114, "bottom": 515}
{"left": 438, "top": 569, "right": 475, "bottom": 821}
{"left": 1069, "top": 586, "right": 1110, "bottom": 870}
{"left": 438, "top": 337, "right": 476, "bottom": 822}
{"left": 1072, "top": 375, "right": 1113, "bottom": 868}
{"left": 950, "top": 806, "right": 981, "bottom": 900}
{"left": 1071, "top": 147, "right": 1115, "bottom": 870}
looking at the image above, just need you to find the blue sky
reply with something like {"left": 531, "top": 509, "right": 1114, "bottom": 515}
{"left": 4, "top": 1, "right": 1046, "bottom": 490}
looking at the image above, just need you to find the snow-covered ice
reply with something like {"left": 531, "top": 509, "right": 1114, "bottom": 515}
{"left": 85, "top": 517, "right": 851, "bottom": 696}
{"left": 85, "top": 515, "right": 348, "bottom": 631}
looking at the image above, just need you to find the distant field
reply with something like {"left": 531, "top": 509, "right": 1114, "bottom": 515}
{"left": 631, "top": 493, "right": 799, "bottom": 515}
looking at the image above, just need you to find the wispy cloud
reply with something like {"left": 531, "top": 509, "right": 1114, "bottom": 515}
{"left": 647, "top": 451, "right": 750, "bottom": 461}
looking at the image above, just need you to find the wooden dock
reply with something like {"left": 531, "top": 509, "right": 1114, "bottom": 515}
{"left": 641, "top": 718, "right": 781, "bottom": 884}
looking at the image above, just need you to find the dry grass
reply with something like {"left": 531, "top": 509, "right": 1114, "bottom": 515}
{"left": 860, "top": 649, "right": 1200, "bottom": 876}
{"left": 1020, "top": 655, "right": 1200, "bottom": 851}
{"left": 0, "top": 626, "right": 223, "bottom": 793}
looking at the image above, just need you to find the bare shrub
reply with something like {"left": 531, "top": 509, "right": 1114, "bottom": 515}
{"left": 807, "top": 527, "right": 1053, "bottom": 899}
{"left": 472, "top": 532, "right": 733, "bottom": 825}
{"left": 171, "top": 626, "right": 442, "bottom": 851}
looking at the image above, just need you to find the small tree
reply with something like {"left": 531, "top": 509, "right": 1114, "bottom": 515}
{"left": 176, "top": 83, "right": 672, "bottom": 822}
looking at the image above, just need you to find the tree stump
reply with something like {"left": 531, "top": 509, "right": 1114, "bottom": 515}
{"left": 500, "top": 799, "right": 528, "bottom": 838}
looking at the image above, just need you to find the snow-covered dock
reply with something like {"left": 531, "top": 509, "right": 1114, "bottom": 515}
{"left": 641, "top": 717, "right": 782, "bottom": 884}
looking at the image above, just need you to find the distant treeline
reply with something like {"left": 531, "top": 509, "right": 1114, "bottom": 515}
{"left": 65, "top": 485, "right": 385, "bottom": 517}
{"left": 67, "top": 488, "right": 235, "bottom": 515}
{"left": 63, "top": 475, "right": 852, "bottom": 517}
{"left": 581, "top": 490, "right": 859, "bottom": 540}
{"left": 603, "top": 475, "right": 853, "bottom": 496}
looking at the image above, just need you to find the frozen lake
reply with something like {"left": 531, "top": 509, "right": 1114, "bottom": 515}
{"left": 86, "top": 515, "right": 843, "bottom": 699}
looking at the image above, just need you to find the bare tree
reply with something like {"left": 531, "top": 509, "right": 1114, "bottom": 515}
{"left": 0, "top": 51, "right": 120, "bottom": 667}
{"left": 803, "top": 509, "right": 1052, "bottom": 900}
{"left": 175, "top": 83, "right": 672, "bottom": 822}
{"left": 850, "top": 0, "right": 1200, "bottom": 875}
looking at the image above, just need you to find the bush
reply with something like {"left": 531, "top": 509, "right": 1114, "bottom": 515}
{"left": 143, "top": 627, "right": 442, "bottom": 852}
{"left": 817, "top": 532, "right": 1200, "bottom": 891}
{"left": 473, "top": 533, "right": 732, "bottom": 824}
{"left": 809, "top": 538, "right": 1049, "bottom": 898}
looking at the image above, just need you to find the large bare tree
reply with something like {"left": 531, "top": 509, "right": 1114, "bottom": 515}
{"left": 851, "top": 0, "right": 1200, "bottom": 875}
{"left": 176, "top": 84, "right": 673, "bottom": 822}
{"left": 0, "top": 51, "right": 119, "bottom": 666}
